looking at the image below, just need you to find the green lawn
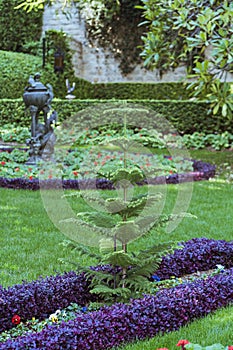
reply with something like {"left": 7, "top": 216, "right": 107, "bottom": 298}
{"left": 0, "top": 149, "right": 232, "bottom": 349}
{"left": 1, "top": 172, "right": 232, "bottom": 288}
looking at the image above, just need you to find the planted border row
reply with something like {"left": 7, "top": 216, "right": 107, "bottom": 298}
{"left": 0, "top": 268, "right": 232, "bottom": 349}
{"left": 0, "top": 160, "right": 216, "bottom": 190}
{"left": 156, "top": 237, "right": 233, "bottom": 279}
{"left": 0, "top": 238, "right": 232, "bottom": 334}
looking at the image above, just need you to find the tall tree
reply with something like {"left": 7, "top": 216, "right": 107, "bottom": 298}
{"left": 138, "top": 0, "right": 233, "bottom": 118}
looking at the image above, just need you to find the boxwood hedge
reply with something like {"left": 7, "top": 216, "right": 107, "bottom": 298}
{"left": 0, "top": 0, "right": 42, "bottom": 53}
{"left": 0, "top": 99, "right": 230, "bottom": 134}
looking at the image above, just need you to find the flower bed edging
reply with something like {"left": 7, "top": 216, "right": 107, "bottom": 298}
{"left": 0, "top": 238, "right": 232, "bottom": 335}
{"left": 0, "top": 271, "right": 96, "bottom": 334}
{"left": 156, "top": 237, "right": 233, "bottom": 280}
{"left": 0, "top": 160, "right": 216, "bottom": 190}
{"left": 0, "top": 269, "right": 232, "bottom": 349}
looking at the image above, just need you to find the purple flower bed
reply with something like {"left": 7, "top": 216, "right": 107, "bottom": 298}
{"left": 0, "top": 238, "right": 232, "bottom": 336}
{"left": 0, "top": 269, "right": 232, "bottom": 349}
{"left": 156, "top": 237, "right": 233, "bottom": 280}
{"left": 0, "top": 160, "right": 216, "bottom": 190}
{"left": 0, "top": 272, "right": 96, "bottom": 334}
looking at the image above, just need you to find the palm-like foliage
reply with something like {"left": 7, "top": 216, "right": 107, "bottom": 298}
{"left": 61, "top": 114, "right": 186, "bottom": 302}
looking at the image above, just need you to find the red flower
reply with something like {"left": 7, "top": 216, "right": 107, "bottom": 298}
{"left": 176, "top": 340, "right": 189, "bottom": 348}
{"left": 73, "top": 171, "right": 78, "bottom": 177}
{"left": 169, "top": 170, "right": 173, "bottom": 174}
{"left": 48, "top": 174, "right": 53, "bottom": 179}
{"left": 228, "top": 347, "right": 233, "bottom": 350}
{"left": 0, "top": 161, "right": 6, "bottom": 165}
{"left": 12, "top": 315, "right": 21, "bottom": 325}
{"left": 28, "top": 167, "right": 33, "bottom": 172}
{"left": 29, "top": 175, "right": 33, "bottom": 180}
{"left": 157, "top": 348, "right": 169, "bottom": 350}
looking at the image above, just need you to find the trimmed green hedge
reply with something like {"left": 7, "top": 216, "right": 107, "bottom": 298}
{"left": 0, "top": 99, "right": 231, "bottom": 134}
{"left": 87, "top": 82, "right": 192, "bottom": 100}
{"left": 0, "top": 50, "right": 76, "bottom": 99}
{"left": 0, "top": 0, "right": 43, "bottom": 52}
{"left": 0, "top": 50, "right": 192, "bottom": 101}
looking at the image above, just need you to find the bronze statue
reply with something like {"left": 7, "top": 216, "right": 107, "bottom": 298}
{"left": 23, "top": 73, "right": 57, "bottom": 164}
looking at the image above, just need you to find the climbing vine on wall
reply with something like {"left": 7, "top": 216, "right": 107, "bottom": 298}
{"left": 16, "top": 0, "right": 147, "bottom": 74}
{"left": 76, "top": 0, "right": 145, "bottom": 74}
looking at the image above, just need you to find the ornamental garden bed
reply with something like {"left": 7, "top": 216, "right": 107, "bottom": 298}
{"left": 0, "top": 238, "right": 232, "bottom": 349}
{"left": 0, "top": 146, "right": 216, "bottom": 190}
{"left": 0, "top": 123, "right": 229, "bottom": 349}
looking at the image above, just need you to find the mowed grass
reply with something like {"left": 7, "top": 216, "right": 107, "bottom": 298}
{"left": 0, "top": 149, "right": 232, "bottom": 287}
{"left": 0, "top": 149, "right": 232, "bottom": 348}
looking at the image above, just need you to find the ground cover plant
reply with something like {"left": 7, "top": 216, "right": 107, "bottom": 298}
{"left": 0, "top": 122, "right": 219, "bottom": 187}
{"left": 1, "top": 123, "right": 233, "bottom": 151}
{"left": 0, "top": 259, "right": 232, "bottom": 348}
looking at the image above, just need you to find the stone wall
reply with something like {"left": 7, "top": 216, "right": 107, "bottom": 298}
{"left": 42, "top": 2, "right": 233, "bottom": 83}
{"left": 42, "top": 1, "right": 187, "bottom": 83}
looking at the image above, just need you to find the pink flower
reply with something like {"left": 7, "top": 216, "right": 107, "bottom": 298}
{"left": 15, "top": 167, "right": 20, "bottom": 172}
{"left": 228, "top": 347, "right": 233, "bottom": 350}
{"left": 157, "top": 348, "right": 169, "bottom": 350}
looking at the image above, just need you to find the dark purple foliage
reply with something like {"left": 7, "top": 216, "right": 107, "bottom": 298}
{"left": 155, "top": 237, "right": 233, "bottom": 280}
{"left": 0, "top": 269, "right": 232, "bottom": 349}
{"left": 192, "top": 159, "right": 216, "bottom": 179}
{"left": 0, "top": 271, "right": 96, "bottom": 333}
{"left": 0, "top": 238, "right": 232, "bottom": 336}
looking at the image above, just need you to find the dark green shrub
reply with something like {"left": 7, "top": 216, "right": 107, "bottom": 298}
{"left": 89, "top": 82, "right": 192, "bottom": 100}
{"left": 0, "top": 99, "right": 231, "bottom": 134}
{"left": 0, "top": 50, "right": 77, "bottom": 100}
{"left": 0, "top": 0, "right": 43, "bottom": 53}
{"left": 0, "top": 51, "right": 43, "bottom": 99}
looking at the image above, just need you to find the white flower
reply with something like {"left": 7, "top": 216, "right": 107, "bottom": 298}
{"left": 216, "top": 264, "right": 225, "bottom": 270}
{"left": 54, "top": 309, "right": 61, "bottom": 316}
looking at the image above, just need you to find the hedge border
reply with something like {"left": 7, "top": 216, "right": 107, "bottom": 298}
{"left": 0, "top": 99, "right": 231, "bottom": 134}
